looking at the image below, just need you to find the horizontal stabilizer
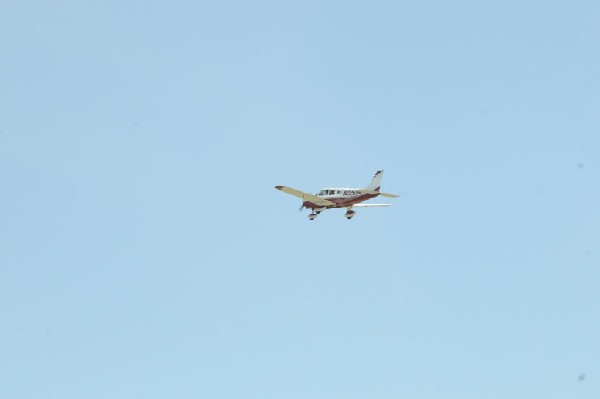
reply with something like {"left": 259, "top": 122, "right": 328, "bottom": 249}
{"left": 361, "top": 190, "right": 399, "bottom": 198}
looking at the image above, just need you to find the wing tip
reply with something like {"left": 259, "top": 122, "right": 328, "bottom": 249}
{"left": 275, "top": 185, "right": 284, "bottom": 190}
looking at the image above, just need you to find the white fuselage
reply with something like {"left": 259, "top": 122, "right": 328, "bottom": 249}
{"left": 305, "top": 187, "right": 377, "bottom": 209}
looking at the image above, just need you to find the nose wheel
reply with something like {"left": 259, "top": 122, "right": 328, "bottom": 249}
{"left": 308, "top": 213, "right": 318, "bottom": 220}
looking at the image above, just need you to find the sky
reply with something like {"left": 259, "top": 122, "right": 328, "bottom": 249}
{"left": 1, "top": 1, "right": 599, "bottom": 398}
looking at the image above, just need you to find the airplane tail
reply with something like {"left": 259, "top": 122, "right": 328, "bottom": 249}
{"left": 366, "top": 170, "right": 384, "bottom": 191}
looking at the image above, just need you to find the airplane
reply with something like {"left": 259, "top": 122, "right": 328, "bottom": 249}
{"left": 275, "top": 170, "right": 399, "bottom": 220}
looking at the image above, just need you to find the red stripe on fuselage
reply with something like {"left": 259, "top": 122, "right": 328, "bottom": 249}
{"left": 303, "top": 193, "right": 378, "bottom": 209}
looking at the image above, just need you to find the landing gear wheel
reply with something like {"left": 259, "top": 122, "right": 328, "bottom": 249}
{"left": 345, "top": 210, "right": 356, "bottom": 220}
{"left": 308, "top": 213, "right": 318, "bottom": 220}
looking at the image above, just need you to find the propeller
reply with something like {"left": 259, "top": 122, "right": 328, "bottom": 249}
{"left": 298, "top": 203, "right": 305, "bottom": 212}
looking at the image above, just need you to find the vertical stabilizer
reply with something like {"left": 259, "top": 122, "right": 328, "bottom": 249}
{"left": 366, "top": 170, "right": 384, "bottom": 191}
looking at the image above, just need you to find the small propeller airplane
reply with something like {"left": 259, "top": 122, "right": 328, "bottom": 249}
{"left": 275, "top": 170, "right": 399, "bottom": 220}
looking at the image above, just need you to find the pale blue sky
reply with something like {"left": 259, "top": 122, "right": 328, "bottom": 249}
{"left": 1, "top": 1, "right": 599, "bottom": 398}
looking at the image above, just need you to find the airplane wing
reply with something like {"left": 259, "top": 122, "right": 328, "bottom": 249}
{"left": 353, "top": 203, "right": 390, "bottom": 207}
{"left": 360, "top": 190, "right": 399, "bottom": 198}
{"left": 275, "top": 186, "right": 336, "bottom": 207}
